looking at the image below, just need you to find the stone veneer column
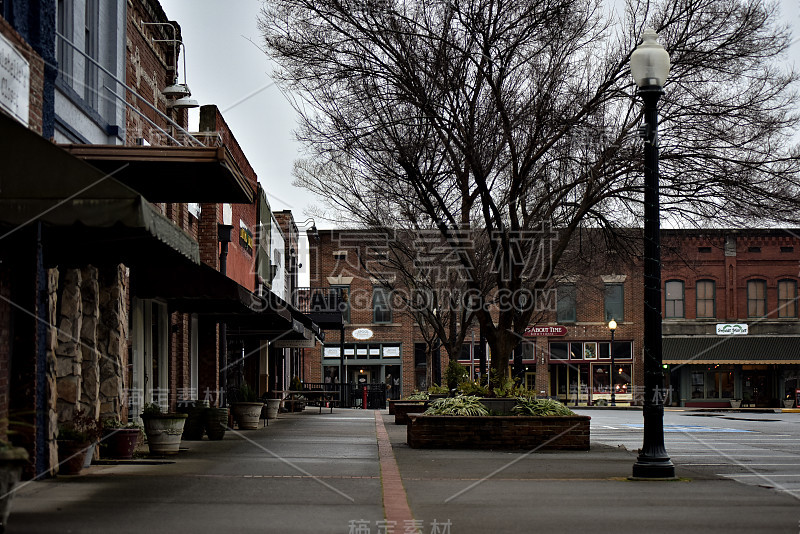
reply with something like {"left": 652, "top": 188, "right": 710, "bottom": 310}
{"left": 98, "top": 265, "right": 127, "bottom": 421}
{"left": 55, "top": 269, "right": 82, "bottom": 423}
{"left": 44, "top": 268, "right": 59, "bottom": 475}
{"left": 79, "top": 266, "right": 100, "bottom": 419}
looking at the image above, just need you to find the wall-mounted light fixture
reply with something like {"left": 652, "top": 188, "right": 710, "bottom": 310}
{"left": 142, "top": 22, "right": 198, "bottom": 108}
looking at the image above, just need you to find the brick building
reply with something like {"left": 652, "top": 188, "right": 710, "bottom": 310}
{"left": 662, "top": 229, "right": 800, "bottom": 408}
{"left": 302, "top": 228, "right": 646, "bottom": 403}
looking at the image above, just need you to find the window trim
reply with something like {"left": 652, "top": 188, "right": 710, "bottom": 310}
{"left": 372, "top": 286, "right": 392, "bottom": 324}
{"left": 778, "top": 279, "right": 798, "bottom": 318}
{"left": 556, "top": 283, "right": 577, "bottom": 323}
{"left": 604, "top": 283, "right": 624, "bottom": 322}
{"left": 747, "top": 279, "right": 767, "bottom": 318}
{"left": 695, "top": 279, "right": 716, "bottom": 319}
{"left": 664, "top": 280, "right": 685, "bottom": 318}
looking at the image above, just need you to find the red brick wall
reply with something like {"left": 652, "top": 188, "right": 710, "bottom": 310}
{"left": 662, "top": 230, "right": 800, "bottom": 321}
{"left": 0, "top": 15, "right": 45, "bottom": 134}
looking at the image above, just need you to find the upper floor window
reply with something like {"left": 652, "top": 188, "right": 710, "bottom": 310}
{"left": 747, "top": 279, "right": 767, "bottom": 318}
{"left": 604, "top": 283, "right": 624, "bottom": 322}
{"left": 83, "top": 0, "right": 100, "bottom": 110}
{"left": 696, "top": 280, "right": 716, "bottom": 318}
{"left": 331, "top": 285, "right": 350, "bottom": 323}
{"left": 665, "top": 280, "right": 684, "bottom": 318}
{"left": 556, "top": 284, "right": 576, "bottom": 323}
{"left": 373, "top": 287, "right": 392, "bottom": 324}
{"left": 57, "top": 0, "right": 74, "bottom": 82}
{"left": 778, "top": 279, "right": 798, "bottom": 318}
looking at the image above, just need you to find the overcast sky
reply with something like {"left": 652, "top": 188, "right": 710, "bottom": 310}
{"left": 160, "top": 0, "right": 800, "bottom": 230}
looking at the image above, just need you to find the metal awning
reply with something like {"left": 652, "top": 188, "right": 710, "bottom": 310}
{"left": 663, "top": 337, "right": 800, "bottom": 364}
{"left": 0, "top": 113, "right": 198, "bottom": 266}
{"left": 62, "top": 143, "right": 255, "bottom": 204}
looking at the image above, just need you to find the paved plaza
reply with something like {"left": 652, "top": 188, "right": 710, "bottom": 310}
{"left": 6, "top": 408, "right": 800, "bottom": 533}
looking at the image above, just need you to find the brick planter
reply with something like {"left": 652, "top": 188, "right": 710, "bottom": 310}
{"left": 394, "top": 402, "right": 429, "bottom": 425}
{"left": 388, "top": 399, "right": 427, "bottom": 416}
{"left": 407, "top": 415, "right": 590, "bottom": 450}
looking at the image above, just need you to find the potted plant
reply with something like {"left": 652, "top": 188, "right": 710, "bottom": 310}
{"left": 140, "top": 403, "right": 188, "bottom": 455}
{"left": 100, "top": 418, "right": 141, "bottom": 460}
{"left": 204, "top": 406, "right": 229, "bottom": 441}
{"left": 0, "top": 441, "right": 28, "bottom": 531}
{"left": 784, "top": 394, "right": 795, "bottom": 408}
{"left": 56, "top": 410, "right": 101, "bottom": 475}
{"left": 231, "top": 383, "right": 264, "bottom": 430}
{"left": 729, "top": 399, "right": 742, "bottom": 409}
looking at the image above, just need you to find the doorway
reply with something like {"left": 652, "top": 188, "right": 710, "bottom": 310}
{"left": 130, "top": 298, "right": 168, "bottom": 419}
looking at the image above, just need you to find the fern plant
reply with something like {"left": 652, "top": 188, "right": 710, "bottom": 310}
{"left": 406, "top": 391, "right": 429, "bottom": 400}
{"left": 423, "top": 395, "right": 489, "bottom": 416}
{"left": 512, "top": 397, "right": 576, "bottom": 417}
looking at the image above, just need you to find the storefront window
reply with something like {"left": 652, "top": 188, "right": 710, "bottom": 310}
{"left": 592, "top": 365, "right": 610, "bottom": 394}
{"left": 691, "top": 371, "right": 705, "bottom": 398}
{"left": 692, "top": 367, "right": 734, "bottom": 399}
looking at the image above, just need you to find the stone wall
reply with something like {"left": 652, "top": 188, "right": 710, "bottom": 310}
{"left": 79, "top": 266, "right": 100, "bottom": 419}
{"left": 44, "top": 269, "right": 59, "bottom": 475}
{"left": 98, "top": 265, "right": 127, "bottom": 421}
{"left": 55, "top": 269, "right": 83, "bottom": 424}
{"left": 407, "top": 415, "right": 590, "bottom": 450}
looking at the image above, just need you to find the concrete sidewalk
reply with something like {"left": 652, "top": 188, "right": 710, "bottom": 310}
{"left": 7, "top": 408, "right": 800, "bottom": 533}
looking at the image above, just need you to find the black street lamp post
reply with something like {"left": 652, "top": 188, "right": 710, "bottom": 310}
{"left": 630, "top": 29, "right": 675, "bottom": 479}
{"left": 608, "top": 319, "right": 617, "bottom": 406}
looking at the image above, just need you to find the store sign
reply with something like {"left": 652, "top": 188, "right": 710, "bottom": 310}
{"left": 239, "top": 220, "right": 253, "bottom": 253}
{"left": 524, "top": 325, "right": 567, "bottom": 337}
{"left": 352, "top": 328, "right": 373, "bottom": 340}
{"left": 383, "top": 346, "right": 400, "bottom": 357}
{"left": 273, "top": 339, "right": 316, "bottom": 348}
{"left": 0, "top": 32, "right": 30, "bottom": 126}
{"left": 324, "top": 347, "right": 340, "bottom": 358}
{"left": 716, "top": 323, "right": 748, "bottom": 335}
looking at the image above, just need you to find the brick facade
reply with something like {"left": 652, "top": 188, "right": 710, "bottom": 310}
{"left": 0, "top": 14, "right": 45, "bottom": 133}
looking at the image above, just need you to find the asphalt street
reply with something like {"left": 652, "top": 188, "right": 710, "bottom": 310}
{"left": 577, "top": 408, "right": 800, "bottom": 500}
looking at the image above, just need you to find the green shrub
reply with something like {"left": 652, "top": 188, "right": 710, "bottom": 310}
{"left": 427, "top": 384, "right": 449, "bottom": 395}
{"left": 491, "top": 377, "right": 530, "bottom": 398}
{"left": 458, "top": 380, "right": 489, "bottom": 397}
{"left": 405, "top": 391, "right": 429, "bottom": 400}
{"left": 445, "top": 360, "right": 469, "bottom": 390}
{"left": 512, "top": 397, "right": 577, "bottom": 417}
{"left": 239, "top": 382, "right": 258, "bottom": 402}
{"left": 423, "top": 395, "right": 489, "bottom": 416}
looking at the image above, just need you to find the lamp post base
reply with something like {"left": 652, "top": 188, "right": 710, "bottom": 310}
{"left": 632, "top": 456, "right": 676, "bottom": 479}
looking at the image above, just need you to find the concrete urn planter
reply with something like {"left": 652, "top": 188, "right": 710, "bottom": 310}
{"left": 142, "top": 414, "right": 188, "bottom": 455}
{"left": 265, "top": 399, "right": 281, "bottom": 420}
{"left": 0, "top": 447, "right": 28, "bottom": 531}
{"left": 232, "top": 402, "right": 264, "bottom": 430}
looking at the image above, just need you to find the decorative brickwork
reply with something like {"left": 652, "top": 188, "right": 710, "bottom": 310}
{"left": 407, "top": 414, "right": 590, "bottom": 450}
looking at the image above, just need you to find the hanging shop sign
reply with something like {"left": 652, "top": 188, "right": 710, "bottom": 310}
{"left": 352, "top": 328, "right": 374, "bottom": 340}
{"left": 716, "top": 323, "right": 748, "bottom": 335}
{"left": 0, "top": 33, "right": 30, "bottom": 126}
{"left": 524, "top": 325, "right": 568, "bottom": 337}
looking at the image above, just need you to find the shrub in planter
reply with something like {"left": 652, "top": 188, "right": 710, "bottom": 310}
{"left": 141, "top": 403, "right": 187, "bottom": 455}
{"left": 0, "top": 442, "right": 29, "bottom": 531}
{"left": 423, "top": 395, "right": 489, "bottom": 416}
{"left": 57, "top": 410, "right": 102, "bottom": 475}
{"left": 445, "top": 360, "right": 469, "bottom": 391}
{"left": 512, "top": 397, "right": 577, "bottom": 417}
{"left": 100, "top": 419, "right": 142, "bottom": 460}
{"left": 232, "top": 383, "right": 264, "bottom": 430}
{"left": 405, "top": 391, "right": 429, "bottom": 401}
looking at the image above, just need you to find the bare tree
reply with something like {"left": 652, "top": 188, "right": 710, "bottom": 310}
{"left": 260, "top": 0, "right": 800, "bottom": 382}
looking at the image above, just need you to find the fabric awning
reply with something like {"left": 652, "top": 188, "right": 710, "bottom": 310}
{"left": 663, "top": 337, "right": 800, "bottom": 365}
{"left": 62, "top": 144, "right": 255, "bottom": 204}
{"left": 0, "top": 112, "right": 198, "bottom": 266}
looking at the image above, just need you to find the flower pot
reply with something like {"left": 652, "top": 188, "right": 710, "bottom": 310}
{"left": 784, "top": 399, "right": 795, "bottom": 408}
{"left": 265, "top": 399, "right": 281, "bottom": 420}
{"left": 180, "top": 401, "right": 209, "bottom": 441}
{"left": 101, "top": 428, "right": 140, "bottom": 459}
{"left": 0, "top": 447, "right": 28, "bottom": 531}
{"left": 204, "top": 408, "right": 229, "bottom": 440}
{"left": 729, "top": 400, "right": 741, "bottom": 409}
{"left": 142, "top": 414, "right": 188, "bottom": 455}
{"left": 57, "top": 440, "right": 91, "bottom": 475}
{"left": 232, "top": 402, "right": 264, "bottom": 430}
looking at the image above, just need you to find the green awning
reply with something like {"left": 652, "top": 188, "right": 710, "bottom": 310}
{"left": 0, "top": 112, "right": 198, "bottom": 265}
{"left": 663, "top": 337, "right": 800, "bottom": 364}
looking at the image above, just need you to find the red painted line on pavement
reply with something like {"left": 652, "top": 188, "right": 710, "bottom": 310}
{"left": 374, "top": 410, "right": 416, "bottom": 528}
